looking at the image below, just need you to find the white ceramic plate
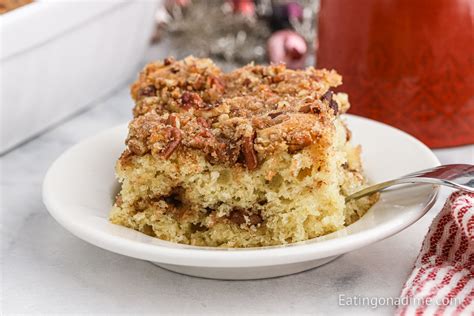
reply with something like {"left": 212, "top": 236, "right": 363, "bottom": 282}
{"left": 43, "top": 115, "right": 440, "bottom": 280}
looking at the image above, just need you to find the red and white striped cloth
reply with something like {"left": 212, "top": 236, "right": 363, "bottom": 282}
{"left": 396, "top": 191, "right": 474, "bottom": 315}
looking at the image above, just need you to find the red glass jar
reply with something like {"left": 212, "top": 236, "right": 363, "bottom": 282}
{"left": 317, "top": 0, "right": 474, "bottom": 148}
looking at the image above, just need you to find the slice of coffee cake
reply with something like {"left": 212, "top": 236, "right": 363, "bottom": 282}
{"left": 110, "top": 57, "right": 378, "bottom": 247}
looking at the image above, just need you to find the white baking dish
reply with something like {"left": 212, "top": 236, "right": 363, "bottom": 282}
{"left": 0, "top": 0, "right": 158, "bottom": 153}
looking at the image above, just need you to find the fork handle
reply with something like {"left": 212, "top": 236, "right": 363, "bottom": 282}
{"left": 345, "top": 177, "right": 474, "bottom": 202}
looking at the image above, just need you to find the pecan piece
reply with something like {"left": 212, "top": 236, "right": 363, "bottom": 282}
{"left": 162, "top": 127, "right": 182, "bottom": 159}
{"left": 196, "top": 117, "right": 210, "bottom": 128}
{"left": 268, "top": 111, "right": 283, "bottom": 119}
{"left": 321, "top": 90, "right": 338, "bottom": 114}
{"left": 298, "top": 104, "right": 311, "bottom": 113}
{"left": 180, "top": 91, "right": 203, "bottom": 110}
{"left": 208, "top": 76, "right": 225, "bottom": 90}
{"left": 167, "top": 113, "right": 180, "bottom": 128}
{"left": 138, "top": 85, "right": 156, "bottom": 98}
{"left": 169, "top": 66, "right": 179, "bottom": 74}
{"left": 298, "top": 104, "right": 320, "bottom": 114}
{"left": 163, "top": 57, "right": 175, "bottom": 66}
{"left": 330, "top": 101, "right": 338, "bottom": 114}
{"left": 320, "top": 90, "right": 333, "bottom": 103}
{"left": 271, "top": 74, "right": 284, "bottom": 83}
{"left": 242, "top": 132, "right": 258, "bottom": 170}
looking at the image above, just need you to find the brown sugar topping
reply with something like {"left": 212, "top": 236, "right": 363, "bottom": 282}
{"left": 124, "top": 56, "right": 346, "bottom": 170}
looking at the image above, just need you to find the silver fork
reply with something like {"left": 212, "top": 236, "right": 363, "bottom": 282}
{"left": 346, "top": 164, "right": 474, "bottom": 201}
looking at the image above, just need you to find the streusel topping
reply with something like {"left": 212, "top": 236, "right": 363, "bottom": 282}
{"left": 123, "top": 56, "right": 347, "bottom": 169}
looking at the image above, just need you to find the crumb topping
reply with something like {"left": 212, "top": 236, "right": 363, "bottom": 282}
{"left": 124, "top": 56, "right": 348, "bottom": 169}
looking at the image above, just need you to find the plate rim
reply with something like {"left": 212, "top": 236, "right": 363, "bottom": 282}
{"left": 42, "top": 114, "right": 441, "bottom": 268}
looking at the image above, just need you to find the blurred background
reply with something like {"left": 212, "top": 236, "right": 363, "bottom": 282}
{"left": 1, "top": 0, "right": 473, "bottom": 154}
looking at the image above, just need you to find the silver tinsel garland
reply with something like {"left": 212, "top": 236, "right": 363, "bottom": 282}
{"left": 159, "top": 0, "right": 318, "bottom": 65}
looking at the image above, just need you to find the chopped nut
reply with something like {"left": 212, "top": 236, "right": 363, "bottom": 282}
{"left": 208, "top": 76, "right": 225, "bottom": 90}
{"left": 138, "top": 85, "right": 156, "bottom": 98}
{"left": 271, "top": 74, "right": 285, "bottom": 83}
{"left": 242, "top": 133, "right": 258, "bottom": 170}
{"left": 181, "top": 91, "right": 203, "bottom": 109}
{"left": 197, "top": 117, "right": 210, "bottom": 128}
{"left": 298, "top": 105, "right": 311, "bottom": 113}
{"left": 268, "top": 111, "right": 284, "bottom": 119}
{"left": 298, "top": 104, "right": 320, "bottom": 114}
{"left": 321, "top": 90, "right": 333, "bottom": 103}
{"left": 329, "top": 100, "right": 338, "bottom": 114}
{"left": 162, "top": 127, "right": 182, "bottom": 159}
{"left": 321, "top": 90, "right": 338, "bottom": 114}
{"left": 167, "top": 113, "right": 180, "bottom": 128}
{"left": 164, "top": 57, "right": 175, "bottom": 66}
{"left": 170, "top": 66, "right": 179, "bottom": 74}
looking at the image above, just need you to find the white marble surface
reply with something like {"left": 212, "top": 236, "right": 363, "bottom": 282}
{"left": 1, "top": 67, "right": 473, "bottom": 315}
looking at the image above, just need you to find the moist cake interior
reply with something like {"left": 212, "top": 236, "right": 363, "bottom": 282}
{"left": 110, "top": 57, "right": 378, "bottom": 247}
